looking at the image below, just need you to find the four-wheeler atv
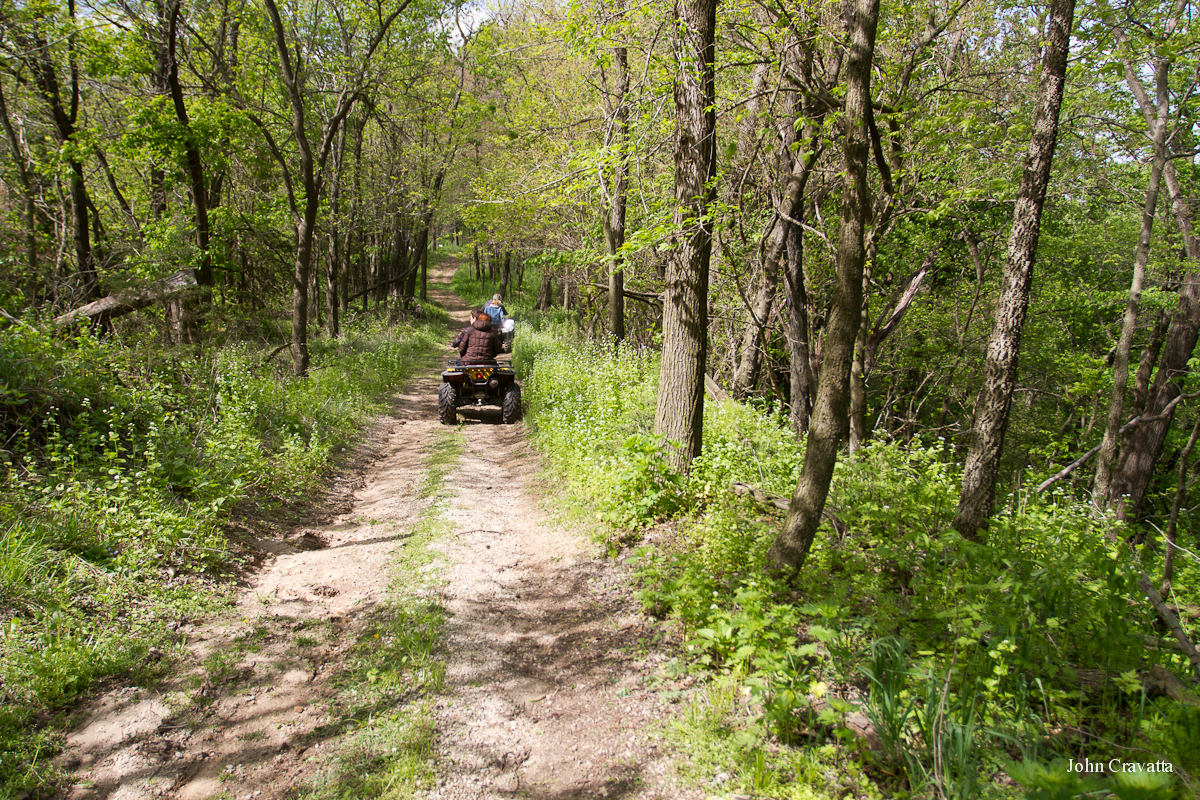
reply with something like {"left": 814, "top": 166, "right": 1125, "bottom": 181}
{"left": 438, "top": 361, "right": 521, "bottom": 425}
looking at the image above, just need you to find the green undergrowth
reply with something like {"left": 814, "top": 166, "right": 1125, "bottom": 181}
{"left": 516, "top": 324, "right": 1200, "bottom": 800}
{"left": 0, "top": 307, "right": 451, "bottom": 797}
{"left": 292, "top": 425, "right": 461, "bottom": 800}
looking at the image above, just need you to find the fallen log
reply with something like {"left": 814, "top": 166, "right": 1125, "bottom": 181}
{"left": 53, "top": 269, "right": 197, "bottom": 328}
{"left": 731, "top": 480, "right": 789, "bottom": 511}
{"left": 1138, "top": 571, "right": 1200, "bottom": 676}
{"left": 729, "top": 480, "right": 847, "bottom": 536}
{"left": 704, "top": 373, "right": 731, "bottom": 402}
{"left": 1069, "top": 665, "right": 1197, "bottom": 705}
{"left": 584, "top": 282, "right": 663, "bottom": 305}
{"left": 1148, "top": 664, "right": 1199, "bottom": 706}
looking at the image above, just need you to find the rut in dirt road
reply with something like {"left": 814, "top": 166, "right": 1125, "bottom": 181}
{"left": 420, "top": 268, "right": 694, "bottom": 800}
{"left": 58, "top": 264, "right": 695, "bottom": 800}
{"left": 421, "top": 417, "right": 694, "bottom": 800}
{"left": 60, "top": 366, "right": 452, "bottom": 800}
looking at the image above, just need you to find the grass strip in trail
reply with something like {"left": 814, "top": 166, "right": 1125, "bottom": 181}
{"left": 290, "top": 426, "right": 463, "bottom": 800}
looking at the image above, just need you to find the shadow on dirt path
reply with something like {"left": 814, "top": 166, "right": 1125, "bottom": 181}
{"left": 59, "top": 261, "right": 697, "bottom": 800}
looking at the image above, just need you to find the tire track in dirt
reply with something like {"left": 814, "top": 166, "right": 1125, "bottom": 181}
{"left": 60, "top": 364, "right": 450, "bottom": 800}
{"left": 423, "top": 429, "right": 696, "bottom": 800}
{"left": 418, "top": 272, "right": 697, "bottom": 800}
{"left": 59, "top": 264, "right": 698, "bottom": 800}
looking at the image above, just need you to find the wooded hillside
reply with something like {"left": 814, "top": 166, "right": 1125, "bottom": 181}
{"left": 2, "top": 0, "right": 1200, "bottom": 793}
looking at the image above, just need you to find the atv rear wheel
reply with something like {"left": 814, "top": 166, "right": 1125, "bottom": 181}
{"left": 501, "top": 384, "right": 521, "bottom": 424}
{"left": 438, "top": 382, "right": 458, "bottom": 425}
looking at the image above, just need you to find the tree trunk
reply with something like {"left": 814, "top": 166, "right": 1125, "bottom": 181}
{"left": 848, "top": 269, "right": 870, "bottom": 453}
{"left": 766, "top": 0, "right": 880, "bottom": 576}
{"left": 14, "top": 12, "right": 102, "bottom": 302}
{"left": 654, "top": 0, "right": 718, "bottom": 471}
{"left": 325, "top": 124, "right": 345, "bottom": 338}
{"left": 165, "top": 0, "right": 212, "bottom": 342}
{"left": 262, "top": 0, "right": 403, "bottom": 373}
{"left": 731, "top": 251, "right": 777, "bottom": 400}
{"left": 1109, "top": 268, "right": 1200, "bottom": 519}
{"left": 1131, "top": 310, "right": 1168, "bottom": 417}
{"left": 729, "top": 57, "right": 780, "bottom": 399}
{"left": 1161, "top": 414, "right": 1200, "bottom": 593}
{"left": 954, "top": 0, "right": 1075, "bottom": 539}
{"left": 536, "top": 269, "right": 554, "bottom": 310}
{"left": 499, "top": 251, "right": 512, "bottom": 299}
{"left": 0, "top": 80, "right": 40, "bottom": 290}
{"left": 1105, "top": 21, "right": 1200, "bottom": 520}
{"left": 1092, "top": 59, "right": 1170, "bottom": 505}
{"left": 786, "top": 219, "right": 812, "bottom": 434}
{"left": 602, "top": 31, "right": 629, "bottom": 342}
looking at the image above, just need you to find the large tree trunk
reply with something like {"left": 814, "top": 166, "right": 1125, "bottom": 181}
{"left": 654, "top": 0, "right": 718, "bottom": 471}
{"left": 766, "top": 0, "right": 880, "bottom": 576}
{"left": 954, "top": 0, "right": 1075, "bottom": 539}
{"left": 1106, "top": 33, "right": 1200, "bottom": 520}
{"left": 1109, "top": 259, "right": 1200, "bottom": 518}
{"left": 1092, "top": 58, "right": 1171, "bottom": 505}
{"left": 1131, "top": 311, "right": 1168, "bottom": 417}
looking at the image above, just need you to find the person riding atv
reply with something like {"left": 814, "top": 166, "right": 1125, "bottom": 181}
{"left": 456, "top": 312, "right": 501, "bottom": 363}
{"left": 482, "top": 295, "right": 515, "bottom": 353}
{"left": 439, "top": 310, "right": 520, "bottom": 425}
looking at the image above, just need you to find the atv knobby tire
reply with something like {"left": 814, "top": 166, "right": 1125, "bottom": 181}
{"left": 501, "top": 384, "right": 522, "bottom": 424}
{"left": 438, "top": 383, "right": 458, "bottom": 425}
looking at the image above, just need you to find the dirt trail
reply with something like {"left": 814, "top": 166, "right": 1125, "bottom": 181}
{"left": 59, "top": 266, "right": 698, "bottom": 800}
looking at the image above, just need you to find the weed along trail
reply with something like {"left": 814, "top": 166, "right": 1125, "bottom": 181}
{"left": 58, "top": 264, "right": 693, "bottom": 800}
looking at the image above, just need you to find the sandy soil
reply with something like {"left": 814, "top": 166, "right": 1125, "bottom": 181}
{"left": 56, "top": 265, "right": 701, "bottom": 800}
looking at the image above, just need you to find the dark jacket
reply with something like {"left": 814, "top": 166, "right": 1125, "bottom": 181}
{"left": 451, "top": 324, "right": 472, "bottom": 349}
{"left": 459, "top": 316, "right": 500, "bottom": 362}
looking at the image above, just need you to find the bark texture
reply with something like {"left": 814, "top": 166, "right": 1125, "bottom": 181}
{"left": 602, "top": 31, "right": 629, "bottom": 343}
{"left": 953, "top": 0, "right": 1075, "bottom": 539}
{"left": 767, "top": 0, "right": 880, "bottom": 575}
{"left": 653, "top": 0, "right": 718, "bottom": 471}
{"left": 1107, "top": 36, "right": 1200, "bottom": 519}
{"left": 1092, "top": 58, "right": 1171, "bottom": 505}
